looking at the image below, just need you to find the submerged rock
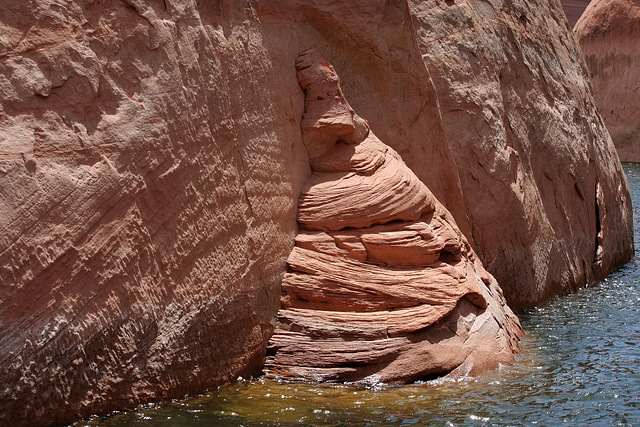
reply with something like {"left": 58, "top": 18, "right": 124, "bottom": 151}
{"left": 575, "top": 0, "right": 640, "bottom": 162}
{"left": 264, "top": 50, "right": 522, "bottom": 383}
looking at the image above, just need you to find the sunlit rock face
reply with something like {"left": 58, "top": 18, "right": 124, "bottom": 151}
{"left": 0, "top": 0, "right": 632, "bottom": 425}
{"left": 263, "top": 50, "right": 522, "bottom": 383}
{"left": 409, "top": 0, "right": 634, "bottom": 311}
{"left": 575, "top": 0, "right": 640, "bottom": 162}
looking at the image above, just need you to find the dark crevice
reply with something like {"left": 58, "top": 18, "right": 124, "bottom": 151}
{"left": 593, "top": 183, "right": 603, "bottom": 264}
{"left": 413, "top": 370, "right": 449, "bottom": 383}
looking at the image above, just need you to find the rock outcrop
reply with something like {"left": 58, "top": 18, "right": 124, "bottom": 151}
{"left": 562, "top": 0, "right": 592, "bottom": 27}
{"left": 0, "top": 0, "right": 633, "bottom": 425}
{"left": 409, "top": 0, "right": 633, "bottom": 310}
{"left": 575, "top": 0, "right": 640, "bottom": 162}
{"left": 264, "top": 50, "right": 522, "bottom": 383}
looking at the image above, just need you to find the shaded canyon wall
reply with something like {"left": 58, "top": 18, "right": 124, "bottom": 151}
{"left": 0, "top": 0, "right": 633, "bottom": 425}
{"left": 562, "top": 0, "right": 592, "bottom": 27}
{"left": 575, "top": 0, "right": 640, "bottom": 162}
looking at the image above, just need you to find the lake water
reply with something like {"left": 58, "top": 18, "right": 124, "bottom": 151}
{"left": 77, "top": 163, "right": 640, "bottom": 426}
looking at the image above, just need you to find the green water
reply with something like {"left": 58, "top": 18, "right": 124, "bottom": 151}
{"left": 77, "top": 164, "right": 640, "bottom": 426}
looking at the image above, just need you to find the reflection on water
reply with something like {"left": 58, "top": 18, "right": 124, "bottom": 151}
{"left": 76, "top": 164, "right": 640, "bottom": 426}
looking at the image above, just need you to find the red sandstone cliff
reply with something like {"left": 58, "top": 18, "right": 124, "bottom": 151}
{"left": 575, "top": 0, "right": 640, "bottom": 162}
{"left": 0, "top": 0, "right": 633, "bottom": 425}
{"left": 410, "top": 0, "right": 633, "bottom": 310}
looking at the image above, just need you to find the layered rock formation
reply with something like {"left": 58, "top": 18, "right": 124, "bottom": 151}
{"left": 0, "top": 0, "right": 633, "bottom": 425}
{"left": 264, "top": 50, "right": 521, "bottom": 383}
{"left": 562, "top": 0, "right": 592, "bottom": 27}
{"left": 409, "top": 0, "right": 633, "bottom": 310}
{"left": 575, "top": 0, "right": 640, "bottom": 162}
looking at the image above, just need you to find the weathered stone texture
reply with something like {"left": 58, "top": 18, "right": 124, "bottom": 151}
{"left": 264, "top": 50, "right": 521, "bottom": 383}
{"left": 575, "top": 0, "right": 640, "bottom": 162}
{"left": 0, "top": 1, "right": 309, "bottom": 425}
{"left": 0, "top": 0, "right": 633, "bottom": 425}
{"left": 409, "top": 0, "right": 633, "bottom": 310}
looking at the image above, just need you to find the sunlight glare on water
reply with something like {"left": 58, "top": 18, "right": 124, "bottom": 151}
{"left": 76, "top": 164, "right": 640, "bottom": 426}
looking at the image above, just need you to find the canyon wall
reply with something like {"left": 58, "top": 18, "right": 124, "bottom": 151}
{"left": 0, "top": 1, "right": 309, "bottom": 425}
{"left": 575, "top": 0, "right": 640, "bottom": 162}
{"left": 409, "top": 0, "right": 633, "bottom": 310}
{"left": 0, "top": 0, "right": 632, "bottom": 425}
{"left": 562, "top": 0, "right": 591, "bottom": 27}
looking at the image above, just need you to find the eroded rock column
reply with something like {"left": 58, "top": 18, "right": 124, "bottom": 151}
{"left": 263, "top": 50, "right": 522, "bottom": 383}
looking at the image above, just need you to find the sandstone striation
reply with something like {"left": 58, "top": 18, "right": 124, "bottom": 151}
{"left": 264, "top": 50, "right": 521, "bottom": 383}
{"left": 575, "top": 0, "right": 640, "bottom": 162}
{"left": 0, "top": 0, "right": 633, "bottom": 425}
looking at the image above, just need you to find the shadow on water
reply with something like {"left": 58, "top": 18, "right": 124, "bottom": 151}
{"left": 76, "top": 164, "right": 640, "bottom": 426}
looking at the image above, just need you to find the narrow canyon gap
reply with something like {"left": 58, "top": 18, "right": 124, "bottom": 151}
{"left": 575, "top": 0, "right": 640, "bottom": 162}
